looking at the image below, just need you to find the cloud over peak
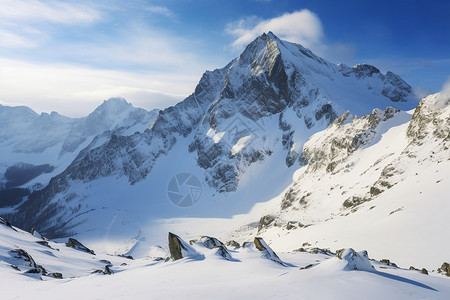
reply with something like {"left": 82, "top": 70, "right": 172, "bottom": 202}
{"left": 226, "top": 10, "right": 323, "bottom": 49}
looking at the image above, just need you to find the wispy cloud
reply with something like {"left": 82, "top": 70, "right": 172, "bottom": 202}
{"left": 0, "top": 0, "right": 101, "bottom": 24}
{"left": 226, "top": 10, "right": 323, "bottom": 49}
{"left": 0, "top": 2, "right": 219, "bottom": 115}
{"left": 225, "top": 10, "right": 355, "bottom": 64}
{"left": 0, "top": 0, "right": 101, "bottom": 48}
{"left": 438, "top": 76, "right": 450, "bottom": 104}
{"left": 145, "top": 5, "right": 174, "bottom": 18}
{"left": 0, "top": 29, "right": 37, "bottom": 48}
{"left": 0, "top": 58, "right": 199, "bottom": 117}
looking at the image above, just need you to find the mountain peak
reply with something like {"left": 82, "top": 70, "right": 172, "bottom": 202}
{"left": 92, "top": 97, "right": 133, "bottom": 116}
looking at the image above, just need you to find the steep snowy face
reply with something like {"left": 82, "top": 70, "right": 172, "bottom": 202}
{"left": 190, "top": 32, "right": 416, "bottom": 191}
{"left": 242, "top": 92, "right": 450, "bottom": 269}
{"left": 7, "top": 32, "right": 417, "bottom": 237}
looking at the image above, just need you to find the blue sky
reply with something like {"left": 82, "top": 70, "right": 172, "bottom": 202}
{"left": 0, "top": 0, "right": 448, "bottom": 116}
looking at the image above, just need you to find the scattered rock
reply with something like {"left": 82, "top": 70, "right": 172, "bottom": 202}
{"left": 293, "top": 247, "right": 306, "bottom": 252}
{"left": 199, "top": 236, "right": 225, "bottom": 249}
{"left": 409, "top": 266, "right": 417, "bottom": 270}
{"left": 104, "top": 265, "right": 113, "bottom": 275}
{"left": 0, "top": 217, "right": 16, "bottom": 231}
{"left": 294, "top": 247, "right": 333, "bottom": 255}
{"left": 335, "top": 248, "right": 374, "bottom": 271}
{"left": 66, "top": 238, "right": 95, "bottom": 255}
{"left": 379, "top": 259, "right": 398, "bottom": 268}
{"left": 36, "top": 264, "right": 47, "bottom": 275}
{"left": 286, "top": 221, "right": 297, "bottom": 230}
{"left": 226, "top": 240, "right": 240, "bottom": 249}
{"left": 421, "top": 268, "right": 428, "bottom": 275}
{"left": 299, "top": 264, "right": 317, "bottom": 270}
{"left": 36, "top": 240, "right": 52, "bottom": 248}
{"left": 10, "top": 249, "right": 36, "bottom": 268}
{"left": 168, "top": 232, "right": 198, "bottom": 261}
{"left": 91, "top": 265, "right": 113, "bottom": 275}
{"left": 254, "top": 237, "right": 285, "bottom": 265}
{"left": 213, "top": 245, "right": 233, "bottom": 260}
{"left": 10, "top": 265, "right": 20, "bottom": 271}
{"left": 25, "top": 268, "right": 41, "bottom": 274}
{"left": 119, "top": 254, "right": 133, "bottom": 260}
{"left": 309, "top": 247, "right": 333, "bottom": 255}
{"left": 31, "top": 228, "right": 44, "bottom": 239}
{"left": 48, "top": 272, "right": 63, "bottom": 279}
{"left": 168, "top": 232, "right": 185, "bottom": 260}
{"left": 258, "top": 215, "right": 276, "bottom": 232}
{"left": 100, "top": 259, "right": 112, "bottom": 265}
{"left": 439, "top": 262, "right": 450, "bottom": 276}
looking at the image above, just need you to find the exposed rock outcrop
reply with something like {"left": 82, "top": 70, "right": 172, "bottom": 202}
{"left": 335, "top": 248, "right": 374, "bottom": 271}
{"left": 168, "top": 232, "right": 199, "bottom": 261}
{"left": 254, "top": 237, "right": 285, "bottom": 265}
{"left": 66, "top": 238, "right": 95, "bottom": 255}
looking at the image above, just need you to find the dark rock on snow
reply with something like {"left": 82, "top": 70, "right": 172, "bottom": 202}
{"left": 66, "top": 238, "right": 95, "bottom": 255}
{"left": 0, "top": 216, "right": 16, "bottom": 231}
{"left": 226, "top": 240, "right": 241, "bottom": 249}
{"left": 254, "top": 237, "right": 285, "bottom": 265}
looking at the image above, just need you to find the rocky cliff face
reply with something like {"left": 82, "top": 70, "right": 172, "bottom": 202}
{"left": 7, "top": 32, "right": 417, "bottom": 237}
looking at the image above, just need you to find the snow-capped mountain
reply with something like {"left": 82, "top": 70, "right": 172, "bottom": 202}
{"left": 4, "top": 32, "right": 417, "bottom": 239}
{"left": 1, "top": 32, "right": 449, "bottom": 299}
{"left": 0, "top": 98, "right": 158, "bottom": 209}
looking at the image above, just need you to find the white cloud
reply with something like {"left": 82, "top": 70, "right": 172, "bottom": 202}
{"left": 437, "top": 76, "right": 450, "bottom": 106}
{"left": 0, "top": 0, "right": 101, "bottom": 24}
{"left": 225, "top": 10, "right": 355, "bottom": 65}
{"left": 0, "top": 29, "right": 37, "bottom": 48}
{"left": 0, "top": 0, "right": 101, "bottom": 48}
{"left": 0, "top": 58, "right": 200, "bottom": 117}
{"left": 60, "top": 24, "right": 205, "bottom": 72}
{"left": 226, "top": 10, "right": 323, "bottom": 50}
{"left": 146, "top": 5, "right": 174, "bottom": 18}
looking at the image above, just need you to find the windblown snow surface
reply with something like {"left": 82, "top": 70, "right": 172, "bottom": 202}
{"left": 1, "top": 220, "right": 450, "bottom": 300}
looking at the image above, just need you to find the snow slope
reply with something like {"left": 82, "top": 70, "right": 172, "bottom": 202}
{"left": 1, "top": 219, "right": 449, "bottom": 300}
{"left": 221, "top": 91, "right": 450, "bottom": 271}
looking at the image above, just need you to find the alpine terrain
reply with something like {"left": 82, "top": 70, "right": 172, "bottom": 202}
{"left": 1, "top": 32, "right": 449, "bottom": 299}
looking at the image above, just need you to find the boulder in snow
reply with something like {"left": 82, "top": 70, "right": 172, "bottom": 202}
{"left": 439, "top": 262, "right": 449, "bottom": 276}
{"left": 254, "top": 237, "right": 285, "bottom": 265}
{"left": 335, "top": 248, "right": 374, "bottom": 271}
{"left": 66, "top": 238, "right": 95, "bottom": 255}
{"left": 168, "top": 232, "right": 200, "bottom": 261}
{"left": 213, "top": 245, "right": 234, "bottom": 261}
{"left": 226, "top": 240, "right": 241, "bottom": 249}
{"left": 91, "top": 265, "right": 113, "bottom": 275}
{"left": 198, "top": 236, "right": 226, "bottom": 249}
